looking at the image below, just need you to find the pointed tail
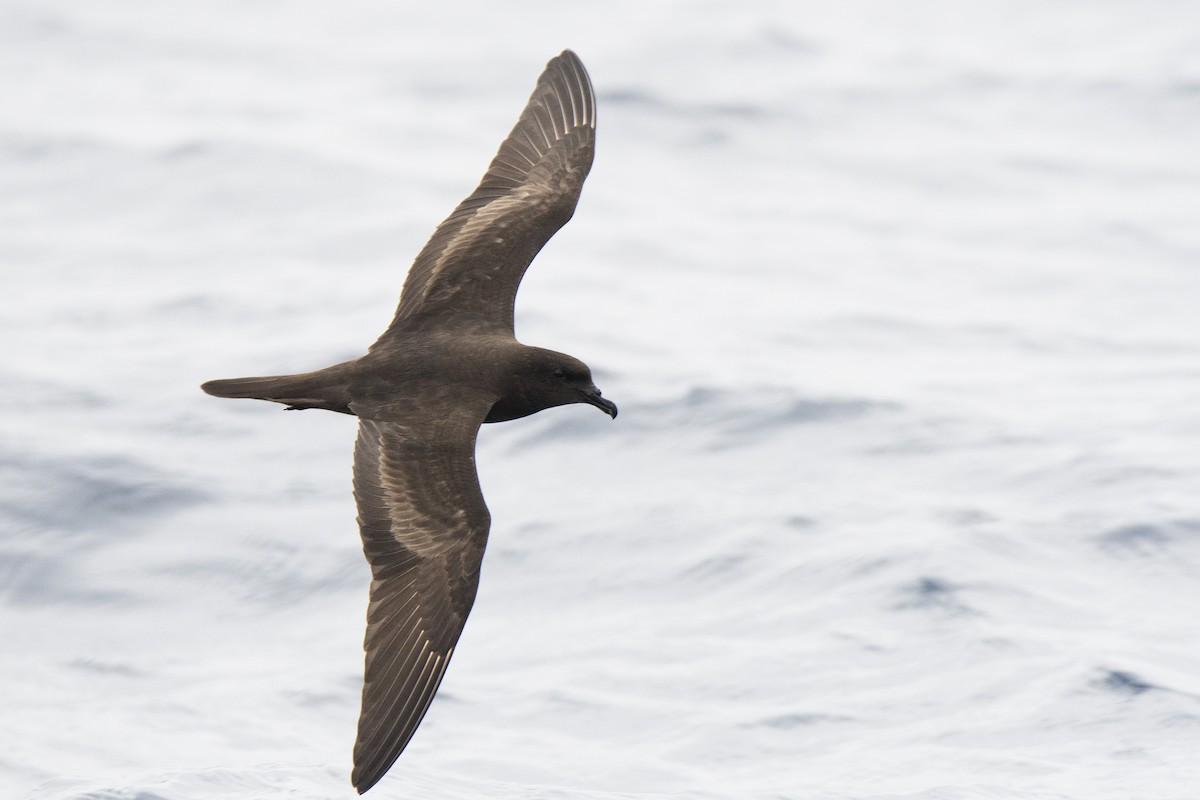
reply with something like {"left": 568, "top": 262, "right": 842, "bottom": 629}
{"left": 201, "top": 366, "right": 354, "bottom": 414}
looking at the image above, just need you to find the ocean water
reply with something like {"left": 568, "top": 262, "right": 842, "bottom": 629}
{"left": 4, "top": 1, "right": 1200, "bottom": 798}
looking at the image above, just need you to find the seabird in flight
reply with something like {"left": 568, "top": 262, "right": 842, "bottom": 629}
{"left": 201, "top": 50, "right": 614, "bottom": 794}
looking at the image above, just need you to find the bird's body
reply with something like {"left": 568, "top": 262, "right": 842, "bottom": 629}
{"left": 205, "top": 332, "right": 603, "bottom": 422}
{"left": 201, "top": 50, "right": 614, "bottom": 794}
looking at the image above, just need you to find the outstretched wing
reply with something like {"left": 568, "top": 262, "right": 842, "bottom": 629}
{"left": 350, "top": 415, "right": 491, "bottom": 794}
{"left": 372, "top": 49, "right": 595, "bottom": 343}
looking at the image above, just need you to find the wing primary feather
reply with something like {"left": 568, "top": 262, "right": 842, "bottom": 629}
{"left": 550, "top": 77, "right": 570, "bottom": 134}
{"left": 356, "top": 634, "right": 431, "bottom": 776}
{"left": 368, "top": 650, "right": 423, "bottom": 735}
{"left": 519, "top": 126, "right": 540, "bottom": 152}
{"left": 569, "top": 55, "right": 593, "bottom": 126}
{"left": 564, "top": 67, "right": 581, "bottom": 128}
{"left": 373, "top": 640, "right": 434, "bottom": 744}
{"left": 355, "top": 648, "right": 443, "bottom": 790}
{"left": 532, "top": 106, "right": 553, "bottom": 149}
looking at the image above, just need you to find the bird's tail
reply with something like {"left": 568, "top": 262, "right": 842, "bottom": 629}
{"left": 201, "top": 364, "right": 355, "bottom": 414}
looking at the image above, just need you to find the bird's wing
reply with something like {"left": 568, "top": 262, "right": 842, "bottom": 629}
{"left": 372, "top": 49, "right": 595, "bottom": 343}
{"left": 350, "top": 414, "right": 491, "bottom": 794}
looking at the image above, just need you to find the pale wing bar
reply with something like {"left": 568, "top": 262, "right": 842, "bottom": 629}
{"left": 373, "top": 50, "right": 595, "bottom": 341}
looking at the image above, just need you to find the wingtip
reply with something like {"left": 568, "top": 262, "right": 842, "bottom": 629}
{"left": 350, "top": 756, "right": 383, "bottom": 794}
{"left": 545, "top": 49, "right": 595, "bottom": 132}
{"left": 351, "top": 765, "right": 382, "bottom": 795}
{"left": 551, "top": 49, "right": 589, "bottom": 81}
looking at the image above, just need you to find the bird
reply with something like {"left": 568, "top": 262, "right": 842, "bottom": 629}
{"left": 200, "top": 50, "right": 614, "bottom": 794}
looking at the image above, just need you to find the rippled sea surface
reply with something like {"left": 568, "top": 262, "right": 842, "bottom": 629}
{"left": 4, "top": 2, "right": 1200, "bottom": 798}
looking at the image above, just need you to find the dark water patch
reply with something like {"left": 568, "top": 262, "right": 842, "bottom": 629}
{"left": 161, "top": 140, "right": 211, "bottom": 161}
{"left": 0, "top": 451, "right": 205, "bottom": 537}
{"left": 747, "top": 26, "right": 824, "bottom": 57}
{"left": 0, "top": 549, "right": 137, "bottom": 606}
{"left": 1097, "top": 669, "right": 1157, "bottom": 696}
{"left": 1170, "top": 80, "right": 1200, "bottom": 97}
{"left": 846, "top": 557, "right": 895, "bottom": 579}
{"left": 675, "top": 386, "right": 896, "bottom": 450}
{"left": 150, "top": 136, "right": 394, "bottom": 189}
{"left": 784, "top": 515, "right": 815, "bottom": 529}
{"left": 69, "top": 657, "right": 142, "bottom": 677}
{"left": 724, "top": 397, "right": 886, "bottom": 439}
{"left": 544, "top": 690, "right": 601, "bottom": 712}
{"left": 1091, "top": 464, "right": 1176, "bottom": 488}
{"left": 1096, "top": 519, "right": 1200, "bottom": 557}
{"left": 942, "top": 508, "right": 997, "bottom": 527}
{"left": 0, "top": 133, "right": 113, "bottom": 164}
{"left": 601, "top": 89, "right": 768, "bottom": 123}
{"left": 0, "top": 451, "right": 205, "bottom": 604}
{"left": 679, "top": 552, "right": 751, "bottom": 582}
{"left": 895, "top": 576, "right": 975, "bottom": 615}
{"left": 147, "top": 292, "right": 223, "bottom": 320}
{"left": 601, "top": 89, "right": 770, "bottom": 148}
{"left": 1099, "top": 523, "right": 1170, "bottom": 554}
{"left": 0, "top": 6, "right": 71, "bottom": 41}
{"left": 1093, "top": 221, "right": 1200, "bottom": 265}
{"left": 1, "top": 549, "right": 61, "bottom": 597}
{"left": 1160, "top": 712, "right": 1200, "bottom": 728}
{"left": 1, "top": 370, "right": 113, "bottom": 412}
{"left": 156, "top": 551, "right": 360, "bottom": 606}
{"left": 753, "top": 712, "right": 852, "bottom": 729}
{"left": 284, "top": 689, "right": 346, "bottom": 708}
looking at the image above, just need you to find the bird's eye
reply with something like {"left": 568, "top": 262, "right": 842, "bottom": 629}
{"left": 552, "top": 367, "right": 566, "bottom": 381}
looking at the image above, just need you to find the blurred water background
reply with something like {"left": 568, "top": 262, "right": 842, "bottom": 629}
{"left": 3, "top": 1, "right": 1200, "bottom": 797}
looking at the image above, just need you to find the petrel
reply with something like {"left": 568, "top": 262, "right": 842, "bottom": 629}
{"left": 201, "top": 50, "right": 615, "bottom": 794}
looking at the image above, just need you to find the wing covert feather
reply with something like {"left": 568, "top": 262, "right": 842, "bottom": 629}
{"left": 373, "top": 50, "right": 595, "bottom": 342}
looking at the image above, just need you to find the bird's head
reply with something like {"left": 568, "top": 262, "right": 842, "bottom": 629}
{"left": 485, "top": 346, "right": 616, "bottom": 423}
{"left": 533, "top": 351, "right": 618, "bottom": 419}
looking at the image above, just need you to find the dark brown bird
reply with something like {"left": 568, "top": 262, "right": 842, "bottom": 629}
{"left": 201, "top": 50, "right": 614, "bottom": 794}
